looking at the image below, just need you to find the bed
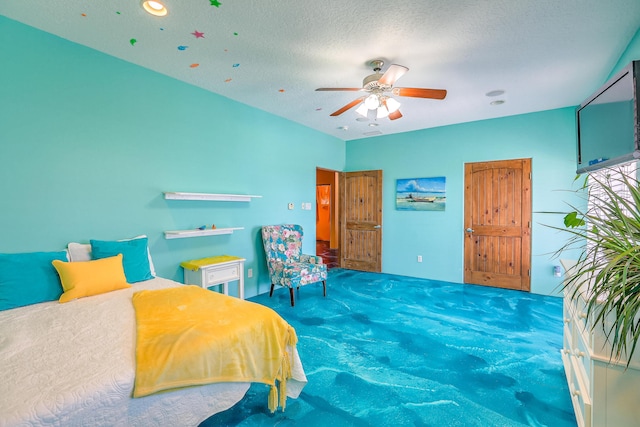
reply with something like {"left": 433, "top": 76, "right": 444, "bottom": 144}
{"left": 0, "top": 237, "right": 307, "bottom": 427}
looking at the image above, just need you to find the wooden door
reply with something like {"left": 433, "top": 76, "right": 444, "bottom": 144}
{"left": 339, "top": 170, "right": 383, "bottom": 272}
{"left": 463, "top": 159, "right": 531, "bottom": 291}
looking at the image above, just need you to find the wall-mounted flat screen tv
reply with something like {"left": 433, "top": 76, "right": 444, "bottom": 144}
{"left": 576, "top": 60, "right": 640, "bottom": 174}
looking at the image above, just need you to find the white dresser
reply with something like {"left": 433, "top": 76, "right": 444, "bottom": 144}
{"left": 560, "top": 260, "right": 640, "bottom": 427}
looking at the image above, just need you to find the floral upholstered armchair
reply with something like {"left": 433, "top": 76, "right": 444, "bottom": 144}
{"left": 261, "top": 224, "right": 327, "bottom": 306}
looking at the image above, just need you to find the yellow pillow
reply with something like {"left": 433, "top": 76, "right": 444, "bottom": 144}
{"left": 52, "top": 254, "right": 131, "bottom": 303}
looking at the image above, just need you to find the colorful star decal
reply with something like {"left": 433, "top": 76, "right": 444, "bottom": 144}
{"left": 190, "top": 63, "right": 200, "bottom": 68}
{"left": 191, "top": 30, "right": 205, "bottom": 38}
{"left": 225, "top": 78, "right": 232, "bottom": 83}
{"left": 178, "top": 45, "right": 188, "bottom": 51}
{"left": 210, "top": 0, "right": 222, "bottom": 7}
{"left": 130, "top": 39, "right": 137, "bottom": 46}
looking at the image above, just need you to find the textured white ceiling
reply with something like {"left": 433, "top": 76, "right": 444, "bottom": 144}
{"left": 2, "top": 0, "right": 640, "bottom": 141}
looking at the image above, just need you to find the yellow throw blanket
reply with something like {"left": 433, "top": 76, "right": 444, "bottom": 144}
{"left": 132, "top": 285, "right": 297, "bottom": 412}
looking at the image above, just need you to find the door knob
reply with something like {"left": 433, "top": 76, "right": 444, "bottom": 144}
{"left": 374, "top": 225, "right": 382, "bottom": 229}
{"left": 465, "top": 228, "right": 474, "bottom": 233}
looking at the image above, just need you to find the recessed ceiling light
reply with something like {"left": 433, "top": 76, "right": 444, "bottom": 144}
{"left": 337, "top": 126, "right": 349, "bottom": 131}
{"left": 486, "top": 90, "right": 505, "bottom": 97}
{"left": 368, "top": 123, "right": 379, "bottom": 127}
{"left": 490, "top": 100, "right": 506, "bottom": 106}
{"left": 142, "top": 1, "right": 168, "bottom": 17}
{"left": 355, "top": 117, "right": 368, "bottom": 122}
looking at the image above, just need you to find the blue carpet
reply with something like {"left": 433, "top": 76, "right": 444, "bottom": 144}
{"left": 201, "top": 269, "right": 576, "bottom": 426}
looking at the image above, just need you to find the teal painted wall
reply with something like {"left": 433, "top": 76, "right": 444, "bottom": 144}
{"left": 346, "top": 108, "right": 578, "bottom": 296}
{"left": 0, "top": 17, "right": 345, "bottom": 298}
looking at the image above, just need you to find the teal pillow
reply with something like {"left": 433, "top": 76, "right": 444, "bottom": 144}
{"left": 90, "top": 237, "right": 153, "bottom": 283}
{"left": 0, "top": 251, "right": 68, "bottom": 311}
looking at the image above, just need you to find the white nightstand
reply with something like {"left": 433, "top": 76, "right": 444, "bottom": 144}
{"left": 181, "top": 256, "right": 246, "bottom": 299}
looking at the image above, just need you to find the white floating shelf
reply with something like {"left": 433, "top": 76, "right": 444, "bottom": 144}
{"left": 164, "top": 192, "right": 261, "bottom": 202}
{"left": 164, "top": 227, "right": 244, "bottom": 240}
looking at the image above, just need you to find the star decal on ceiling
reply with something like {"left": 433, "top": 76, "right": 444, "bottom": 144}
{"left": 191, "top": 30, "right": 205, "bottom": 38}
{"left": 210, "top": 0, "right": 222, "bottom": 7}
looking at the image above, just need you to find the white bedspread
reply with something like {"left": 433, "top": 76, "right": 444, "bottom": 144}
{"left": 0, "top": 277, "right": 307, "bottom": 427}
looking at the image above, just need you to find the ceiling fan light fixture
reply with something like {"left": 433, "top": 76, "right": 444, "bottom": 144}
{"left": 376, "top": 107, "right": 390, "bottom": 119}
{"left": 384, "top": 97, "right": 401, "bottom": 114}
{"left": 355, "top": 103, "right": 370, "bottom": 117}
{"left": 364, "top": 94, "right": 380, "bottom": 110}
{"left": 142, "top": 1, "right": 168, "bottom": 17}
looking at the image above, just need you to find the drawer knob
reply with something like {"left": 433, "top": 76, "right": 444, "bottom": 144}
{"left": 574, "top": 350, "right": 585, "bottom": 358}
{"left": 572, "top": 389, "right": 581, "bottom": 397}
{"left": 578, "top": 312, "right": 587, "bottom": 319}
{"left": 564, "top": 318, "right": 571, "bottom": 324}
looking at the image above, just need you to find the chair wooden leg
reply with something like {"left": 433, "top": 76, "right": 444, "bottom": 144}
{"left": 289, "top": 288, "right": 295, "bottom": 306}
{"left": 269, "top": 283, "right": 275, "bottom": 297}
{"left": 322, "top": 280, "right": 326, "bottom": 297}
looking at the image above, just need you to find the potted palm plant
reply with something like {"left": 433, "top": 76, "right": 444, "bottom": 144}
{"left": 556, "top": 168, "right": 640, "bottom": 367}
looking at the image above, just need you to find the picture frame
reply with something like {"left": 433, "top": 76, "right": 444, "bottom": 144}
{"left": 396, "top": 177, "right": 446, "bottom": 211}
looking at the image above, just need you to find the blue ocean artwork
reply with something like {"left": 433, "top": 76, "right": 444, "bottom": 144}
{"left": 396, "top": 176, "right": 446, "bottom": 211}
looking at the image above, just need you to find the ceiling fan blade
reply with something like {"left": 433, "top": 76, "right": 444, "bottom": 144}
{"left": 389, "top": 110, "right": 403, "bottom": 120}
{"left": 329, "top": 98, "right": 363, "bottom": 116}
{"left": 316, "top": 88, "right": 363, "bottom": 92}
{"left": 392, "top": 87, "right": 447, "bottom": 99}
{"left": 378, "top": 64, "right": 409, "bottom": 86}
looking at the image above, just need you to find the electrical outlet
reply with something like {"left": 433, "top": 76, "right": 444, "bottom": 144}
{"left": 417, "top": 255, "right": 423, "bottom": 263}
{"left": 247, "top": 268, "right": 253, "bottom": 278}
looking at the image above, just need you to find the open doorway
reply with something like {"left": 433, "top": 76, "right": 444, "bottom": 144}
{"left": 316, "top": 168, "right": 339, "bottom": 269}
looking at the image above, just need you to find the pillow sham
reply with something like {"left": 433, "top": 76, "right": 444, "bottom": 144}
{"left": 67, "top": 235, "right": 156, "bottom": 276}
{"left": 53, "top": 254, "right": 130, "bottom": 303}
{"left": 0, "top": 251, "right": 68, "bottom": 311}
{"left": 90, "top": 237, "right": 153, "bottom": 283}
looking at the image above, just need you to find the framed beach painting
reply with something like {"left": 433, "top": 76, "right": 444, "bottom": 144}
{"left": 396, "top": 177, "right": 446, "bottom": 211}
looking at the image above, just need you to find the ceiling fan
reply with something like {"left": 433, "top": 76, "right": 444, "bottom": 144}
{"left": 316, "top": 60, "right": 447, "bottom": 121}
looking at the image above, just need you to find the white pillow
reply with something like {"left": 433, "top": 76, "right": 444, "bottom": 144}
{"left": 67, "top": 235, "right": 156, "bottom": 277}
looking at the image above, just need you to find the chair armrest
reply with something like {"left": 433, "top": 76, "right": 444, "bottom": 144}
{"left": 300, "top": 254, "right": 323, "bottom": 264}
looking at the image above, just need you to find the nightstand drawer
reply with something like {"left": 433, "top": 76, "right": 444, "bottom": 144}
{"left": 204, "top": 265, "right": 240, "bottom": 286}
{"left": 181, "top": 256, "right": 246, "bottom": 300}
